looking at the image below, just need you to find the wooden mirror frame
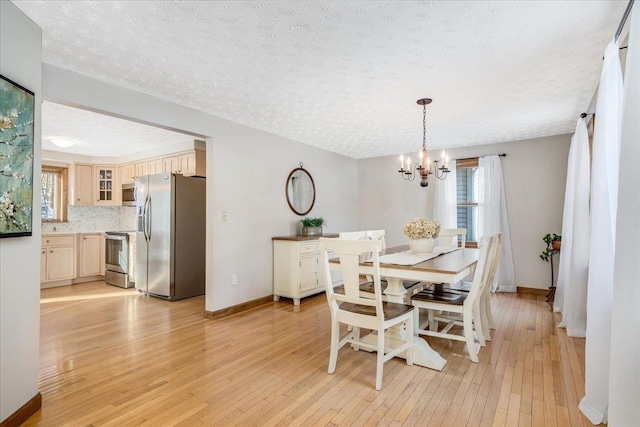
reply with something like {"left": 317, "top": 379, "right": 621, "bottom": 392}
{"left": 285, "top": 165, "right": 316, "bottom": 216}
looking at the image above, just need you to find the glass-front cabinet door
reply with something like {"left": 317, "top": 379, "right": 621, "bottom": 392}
{"left": 94, "top": 165, "right": 117, "bottom": 205}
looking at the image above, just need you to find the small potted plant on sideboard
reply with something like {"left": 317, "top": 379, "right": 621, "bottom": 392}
{"left": 301, "top": 217, "right": 325, "bottom": 236}
{"left": 539, "top": 233, "right": 561, "bottom": 261}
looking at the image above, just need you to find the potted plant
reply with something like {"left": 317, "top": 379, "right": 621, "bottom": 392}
{"left": 301, "top": 217, "right": 326, "bottom": 236}
{"left": 539, "top": 233, "right": 561, "bottom": 262}
{"left": 404, "top": 217, "right": 441, "bottom": 253}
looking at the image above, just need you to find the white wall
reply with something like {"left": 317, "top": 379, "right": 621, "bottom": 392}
{"left": 358, "top": 134, "right": 571, "bottom": 289}
{"left": 0, "top": 1, "right": 42, "bottom": 422}
{"left": 210, "top": 121, "right": 357, "bottom": 308}
{"left": 42, "top": 64, "right": 358, "bottom": 312}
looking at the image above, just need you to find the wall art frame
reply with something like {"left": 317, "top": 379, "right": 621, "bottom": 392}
{"left": 0, "top": 74, "right": 35, "bottom": 238}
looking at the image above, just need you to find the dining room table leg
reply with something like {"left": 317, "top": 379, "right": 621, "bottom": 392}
{"left": 357, "top": 276, "right": 447, "bottom": 371}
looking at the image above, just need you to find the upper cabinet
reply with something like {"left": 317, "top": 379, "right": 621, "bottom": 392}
{"left": 74, "top": 164, "right": 118, "bottom": 206}
{"left": 134, "top": 161, "right": 148, "bottom": 180}
{"left": 163, "top": 156, "right": 179, "bottom": 174}
{"left": 178, "top": 151, "right": 205, "bottom": 176}
{"left": 94, "top": 165, "right": 118, "bottom": 205}
{"left": 162, "top": 150, "right": 205, "bottom": 176}
{"left": 148, "top": 158, "right": 162, "bottom": 175}
{"left": 74, "top": 149, "right": 206, "bottom": 205}
{"left": 75, "top": 163, "right": 94, "bottom": 205}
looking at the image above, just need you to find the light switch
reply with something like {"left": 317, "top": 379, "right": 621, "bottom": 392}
{"left": 222, "top": 211, "right": 228, "bottom": 221}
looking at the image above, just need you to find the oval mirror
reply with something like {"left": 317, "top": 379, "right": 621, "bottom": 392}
{"left": 286, "top": 164, "right": 315, "bottom": 216}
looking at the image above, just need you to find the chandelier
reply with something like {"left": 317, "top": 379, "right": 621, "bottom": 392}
{"left": 398, "top": 98, "right": 450, "bottom": 187}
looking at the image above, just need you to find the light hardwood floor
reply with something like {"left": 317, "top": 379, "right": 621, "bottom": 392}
{"left": 25, "top": 281, "right": 596, "bottom": 426}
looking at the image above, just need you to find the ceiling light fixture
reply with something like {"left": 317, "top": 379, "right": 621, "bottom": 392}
{"left": 49, "top": 137, "right": 78, "bottom": 148}
{"left": 398, "top": 98, "right": 449, "bottom": 187}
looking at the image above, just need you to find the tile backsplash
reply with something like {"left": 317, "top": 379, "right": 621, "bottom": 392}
{"left": 42, "top": 205, "right": 137, "bottom": 233}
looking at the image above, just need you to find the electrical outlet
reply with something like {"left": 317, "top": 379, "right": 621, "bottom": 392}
{"left": 222, "top": 211, "right": 228, "bottom": 221}
{"left": 231, "top": 274, "right": 238, "bottom": 286}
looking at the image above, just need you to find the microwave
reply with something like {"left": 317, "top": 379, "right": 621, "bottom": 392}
{"left": 122, "top": 183, "right": 136, "bottom": 206}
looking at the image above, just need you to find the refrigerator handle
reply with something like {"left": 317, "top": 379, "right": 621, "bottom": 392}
{"left": 146, "top": 195, "right": 152, "bottom": 241}
{"left": 143, "top": 195, "right": 150, "bottom": 242}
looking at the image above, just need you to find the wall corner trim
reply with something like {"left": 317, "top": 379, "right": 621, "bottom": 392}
{"left": 0, "top": 392, "right": 42, "bottom": 427}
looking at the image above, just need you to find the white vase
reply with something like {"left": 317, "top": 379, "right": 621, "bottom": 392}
{"left": 409, "top": 238, "right": 436, "bottom": 254}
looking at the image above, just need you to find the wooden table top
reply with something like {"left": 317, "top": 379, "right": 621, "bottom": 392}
{"left": 366, "top": 245, "right": 479, "bottom": 275}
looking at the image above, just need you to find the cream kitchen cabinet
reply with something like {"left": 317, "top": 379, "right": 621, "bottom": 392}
{"left": 162, "top": 151, "right": 205, "bottom": 176}
{"left": 148, "top": 158, "right": 163, "bottom": 175}
{"left": 74, "top": 163, "right": 94, "bottom": 205}
{"left": 133, "top": 161, "right": 148, "bottom": 180}
{"left": 118, "top": 164, "right": 132, "bottom": 184}
{"left": 162, "top": 156, "right": 179, "bottom": 174}
{"left": 76, "top": 164, "right": 118, "bottom": 205}
{"left": 79, "top": 233, "right": 104, "bottom": 277}
{"left": 272, "top": 235, "right": 341, "bottom": 306}
{"left": 94, "top": 165, "right": 118, "bottom": 205}
{"left": 41, "top": 235, "right": 76, "bottom": 283}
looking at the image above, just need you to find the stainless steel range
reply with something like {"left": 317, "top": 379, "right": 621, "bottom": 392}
{"left": 104, "top": 231, "right": 136, "bottom": 288}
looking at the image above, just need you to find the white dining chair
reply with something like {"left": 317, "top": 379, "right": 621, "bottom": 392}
{"left": 319, "top": 238, "right": 415, "bottom": 391}
{"left": 410, "top": 235, "right": 496, "bottom": 363}
{"left": 365, "top": 229, "right": 386, "bottom": 250}
{"left": 339, "top": 231, "right": 368, "bottom": 241}
{"left": 479, "top": 233, "right": 502, "bottom": 340}
{"left": 438, "top": 228, "right": 467, "bottom": 250}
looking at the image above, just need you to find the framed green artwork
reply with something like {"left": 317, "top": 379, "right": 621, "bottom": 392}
{"left": 0, "top": 74, "right": 35, "bottom": 238}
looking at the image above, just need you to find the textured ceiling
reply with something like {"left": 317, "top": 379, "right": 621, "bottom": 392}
{"left": 15, "top": 1, "right": 628, "bottom": 159}
{"left": 41, "top": 101, "right": 192, "bottom": 157}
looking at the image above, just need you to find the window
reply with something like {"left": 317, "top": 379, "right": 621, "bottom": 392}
{"left": 41, "top": 166, "right": 67, "bottom": 222}
{"left": 456, "top": 158, "right": 479, "bottom": 246}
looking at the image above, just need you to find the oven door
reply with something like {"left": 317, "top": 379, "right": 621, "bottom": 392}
{"left": 105, "top": 234, "right": 129, "bottom": 273}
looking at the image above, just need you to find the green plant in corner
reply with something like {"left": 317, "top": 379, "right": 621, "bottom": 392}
{"left": 301, "top": 217, "right": 326, "bottom": 227}
{"left": 539, "top": 233, "right": 562, "bottom": 262}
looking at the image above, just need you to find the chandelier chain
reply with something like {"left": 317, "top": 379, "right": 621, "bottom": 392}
{"left": 422, "top": 104, "right": 426, "bottom": 149}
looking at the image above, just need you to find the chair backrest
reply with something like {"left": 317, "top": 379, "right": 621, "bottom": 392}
{"left": 339, "top": 231, "right": 368, "bottom": 241}
{"left": 366, "top": 229, "right": 386, "bottom": 252}
{"left": 438, "top": 228, "right": 467, "bottom": 249}
{"left": 463, "top": 235, "right": 494, "bottom": 305}
{"left": 484, "top": 233, "right": 503, "bottom": 292}
{"left": 319, "top": 238, "right": 384, "bottom": 316}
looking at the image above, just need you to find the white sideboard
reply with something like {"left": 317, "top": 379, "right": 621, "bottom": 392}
{"left": 272, "top": 234, "right": 342, "bottom": 305}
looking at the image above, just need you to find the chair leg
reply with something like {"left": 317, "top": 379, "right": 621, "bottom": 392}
{"left": 428, "top": 309, "right": 437, "bottom": 332}
{"left": 480, "top": 294, "right": 492, "bottom": 341}
{"left": 473, "top": 305, "right": 486, "bottom": 347}
{"left": 405, "top": 318, "right": 414, "bottom": 366}
{"left": 485, "top": 293, "right": 495, "bottom": 330}
{"left": 375, "top": 329, "right": 385, "bottom": 391}
{"left": 353, "top": 326, "right": 360, "bottom": 351}
{"left": 463, "top": 313, "right": 479, "bottom": 363}
{"left": 328, "top": 320, "right": 340, "bottom": 374}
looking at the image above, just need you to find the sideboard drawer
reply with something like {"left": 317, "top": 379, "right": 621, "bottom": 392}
{"left": 299, "top": 242, "right": 318, "bottom": 254}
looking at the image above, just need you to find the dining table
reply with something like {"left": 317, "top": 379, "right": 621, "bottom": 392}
{"left": 333, "top": 244, "right": 479, "bottom": 371}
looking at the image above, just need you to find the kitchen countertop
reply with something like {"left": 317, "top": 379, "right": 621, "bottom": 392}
{"left": 42, "top": 231, "right": 107, "bottom": 235}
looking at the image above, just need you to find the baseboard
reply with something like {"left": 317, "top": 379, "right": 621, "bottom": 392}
{"left": 0, "top": 392, "right": 41, "bottom": 427}
{"left": 517, "top": 286, "right": 548, "bottom": 296}
{"left": 204, "top": 295, "right": 273, "bottom": 320}
{"left": 41, "top": 275, "right": 105, "bottom": 289}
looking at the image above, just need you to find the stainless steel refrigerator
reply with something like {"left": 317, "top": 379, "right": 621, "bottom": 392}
{"left": 135, "top": 173, "right": 206, "bottom": 300}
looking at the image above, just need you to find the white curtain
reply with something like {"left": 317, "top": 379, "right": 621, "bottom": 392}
{"left": 579, "top": 38, "right": 624, "bottom": 425}
{"left": 477, "top": 155, "right": 516, "bottom": 292}
{"left": 555, "top": 118, "right": 590, "bottom": 337}
{"left": 609, "top": 7, "right": 640, "bottom": 425}
{"left": 433, "top": 159, "right": 457, "bottom": 231}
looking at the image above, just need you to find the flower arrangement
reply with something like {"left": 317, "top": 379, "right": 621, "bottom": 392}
{"left": 404, "top": 217, "right": 441, "bottom": 239}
